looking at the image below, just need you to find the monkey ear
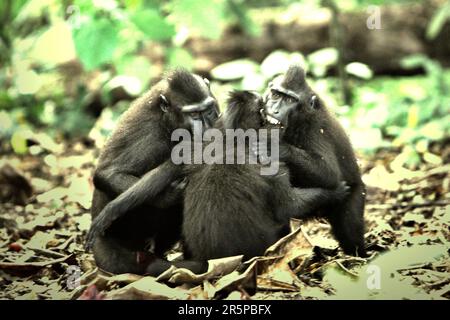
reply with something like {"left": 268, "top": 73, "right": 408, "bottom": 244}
{"left": 160, "top": 94, "right": 169, "bottom": 112}
{"left": 309, "top": 95, "right": 318, "bottom": 110}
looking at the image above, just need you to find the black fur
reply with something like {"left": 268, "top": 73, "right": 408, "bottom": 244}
{"left": 87, "top": 69, "right": 218, "bottom": 274}
{"left": 182, "top": 91, "right": 349, "bottom": 265}
{"left": 265, "top": 64, "right": 366, "bottom": 256}
{"left": 169, "top": 69, "right": 207, "bottom": 103}
{"left": 119, "top": 91, "right": 346, "bottom": 274}
{"left": 282, "top": 64, "right": 307, "bottom": 92}
{"left": 89, "top": 90, "right": 350, "bottom": 276}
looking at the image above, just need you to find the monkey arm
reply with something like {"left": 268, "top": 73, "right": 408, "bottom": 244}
{"left": 93, "top": 165, "right": 183, "bottom": 210}
{"left": 280, "top": 142, "right": 340, "bottom": 189}
{"left": 252, "top": 137, "right": 340, "bottom": 189}
{"left": 86, "top": 160, "right": 183, "bottom": 250}
{"left": 275, "top": 182, "right": 350, "bottom": 222}
{"left": 93, "top": 140, "right": 171, "bottom": 198}
{"left": 93, "top": 169, "right": 139, "bottom": 197}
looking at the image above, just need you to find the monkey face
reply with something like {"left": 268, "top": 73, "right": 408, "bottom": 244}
{"left": 161, "top": 70, "right": 220, "bottom": 133}
{"left": 177, "top": 74, "right": 220, "bottom": 132}
{"left": 179, "top": 96, "right": 220, "bottom": 133}
{"left": 264, "top": 77, "right": 299, "bottom": 127}
{"left": 264, "top": 66, "right": 319, "bottom": 127}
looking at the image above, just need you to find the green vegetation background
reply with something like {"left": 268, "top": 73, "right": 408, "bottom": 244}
{"left": 0, "top": 0, "right": 449, "bottom": 166}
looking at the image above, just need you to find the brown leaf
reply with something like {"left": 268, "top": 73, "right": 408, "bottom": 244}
{"left": 0, "top": 254, "right": 74, "bottom": 272}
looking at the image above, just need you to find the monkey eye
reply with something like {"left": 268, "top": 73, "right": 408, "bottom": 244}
{"left": 203, "top": 78, "right": 210, "bottom": 87}
{"left": 271, "top": 91, "right": 282, "bottom": 99}
{"left": 285, "top": 96, "right": 296, "bottom": 104}
{"left": 159, "top": 94, "right": 169, "bottom": 112}
{"left": 309, "top": 95, "right": 318, "bottom": 109}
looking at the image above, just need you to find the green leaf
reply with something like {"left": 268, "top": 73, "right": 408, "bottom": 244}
{"left": 116, "top": 55, "right": 152, "bottom": 89}
{"left": 168, "top": 0, "right": 227, "bottom": 39}
{"left": 72, "top": 17, "right": 120, "bottom": 70}
{"left": 0, "top": 111, "right": 13, "bottom": 135}
{"left": 131, "top": 9, "right": 175, "bottom": 41}
{"left": 167, "top": 48, "right": 194, "bottom": 70}
{"left": 345, "top": 62, "right": 373, "bottom": 80}
{"left": 307, "top": 48, "right": 338, "bottom": 77}
{"left": 0, "top": 0, "right": 28, "bottom": 20}
{"left": 124, "top": 0, "right": 160, "bottom": 11}
{"left": 427, "top": 2, "right": 450, "bottom": 40}
{"left": 401, "top": 54, "right": 428, "bottom": 69}
{"left": 123, "top": 0, "right": 143, "bottom": 11}
{"left": 11, "top": 129, "right": 31, "bottom": 154}
{"left": 31, "top": 21, "right": 77, "bottom": 66}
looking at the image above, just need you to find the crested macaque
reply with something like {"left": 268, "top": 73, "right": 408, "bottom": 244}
{"left": 87, "top": 69, "right": 220, "bottom": 274}
{"left": 181, "top": 91, "right": 350, "bottom": 265}
{"left": 260, "top": 64, "right": 366, "bottom": 256}
{"left": 90, "top": 91, "right": 350, "bottom": 275}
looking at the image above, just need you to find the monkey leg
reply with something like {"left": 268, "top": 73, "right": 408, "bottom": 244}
{"left": 327, "top": 183, "right": 366, "bottom": 257}
{"left": 92, "top": 235, "right": 150, "bottom": 275}
{"left": 92, "top": 204, "right": 185, "bottom": 275}
{"left": 92, "top": 235, "right": 205, "bottom": 276}
{"left": 151, "top": 206, "right": 184, "bottom": 257}
{"left": 86, "top": 161, "right": 183, "bottom": 250}
{"left": 90, "top": 188, "right": 110, "bottom": 219}
{"left": 274, "top": 181, "right": 350, "bottom": 222}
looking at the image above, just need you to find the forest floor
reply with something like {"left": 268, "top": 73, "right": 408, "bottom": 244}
{"left": 0, "top": 139, "right": 449, "bottom": 300}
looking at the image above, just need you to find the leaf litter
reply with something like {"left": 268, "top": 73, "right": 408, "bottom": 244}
{"left": 0, "top": 139, "right": 449, "bottom": 300}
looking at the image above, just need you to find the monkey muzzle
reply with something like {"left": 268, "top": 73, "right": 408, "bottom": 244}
{"left": 181, "top": 96, "right": 219, "bottom": 134}
{"left": 264, "top": 81, "right": 300, "bottom": 126}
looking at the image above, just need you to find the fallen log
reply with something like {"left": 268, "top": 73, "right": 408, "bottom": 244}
{"left": 185, "top": 0, "right": 450, "bottom": 75}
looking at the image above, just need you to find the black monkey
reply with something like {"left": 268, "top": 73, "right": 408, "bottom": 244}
{"left": 87, "top": 69, "right": 219, "bottom": 274}
{"left": 181, "top": 91, "right": 350, "bottom": 265}
{"left": 91, "top": 91, "right": 350, "bottom": 275}
{"left": 260, "top": 64, "right": 366, "bottom": 256}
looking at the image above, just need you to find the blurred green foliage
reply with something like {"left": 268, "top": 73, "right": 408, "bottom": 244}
{"left": 427, "top": 0, "right": 450, "bottom": 39}
{"left": 350, "top": 61, "right": 450, "bottom": 154}
{"left": 206, "top": 49, "right": 449, "bottom": 159}
{"left": 0, "top": 0, "right": 449, "bottom": 165}
{"left": 0, "top": 0, "right": 257, "bottom": 140}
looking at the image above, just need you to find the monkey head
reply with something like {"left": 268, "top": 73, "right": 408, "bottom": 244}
{"left": 223, "top": 90, "right": 266, "bottom": 130}
{"left": 263, "top": 64, "right": 321, "bottom": 127}
{"left": 159, "top": 69, "right": 220, "bottom": 133}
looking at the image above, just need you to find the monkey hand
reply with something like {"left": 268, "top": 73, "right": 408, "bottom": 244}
{"left": 85, "top": 206, "right": 116, "bottom": 251}
{"left": 85, "top": 219, "right": 102, "bottom": 251}
{"left": 251, "top": 141, "right": 272, "bottom": 165}
{"left": 334, "top": 181, "right": 351, "bottom": 202}
{"left": 251, "top": 139, "right": 293, "bottom": 164}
